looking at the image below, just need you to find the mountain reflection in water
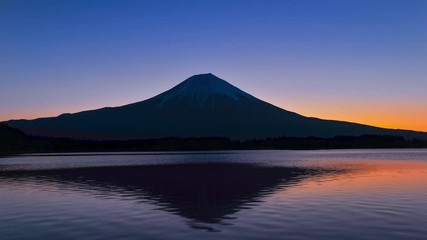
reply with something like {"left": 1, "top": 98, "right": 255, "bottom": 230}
{"left": 1, "top": 163, "right": 337, "bottom": 226}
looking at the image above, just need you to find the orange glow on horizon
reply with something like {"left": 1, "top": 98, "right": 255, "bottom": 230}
{"left": 1, "top": 100, "right": 426, "bottom": 133}
{"left": 277, "top": 100, "right": 427, "bottom": 132}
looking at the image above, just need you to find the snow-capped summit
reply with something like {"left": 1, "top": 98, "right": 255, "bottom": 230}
{"left": 155, "top": 73, "right": 256, "bottom": 105}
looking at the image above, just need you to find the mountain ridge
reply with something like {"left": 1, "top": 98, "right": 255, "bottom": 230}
{"left": 4, "top": 73, "right": 427, "bottom": 140}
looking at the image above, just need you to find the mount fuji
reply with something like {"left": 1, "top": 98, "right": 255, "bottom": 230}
{"left": 5, "top": 73, "right": 427, "bottom": 140}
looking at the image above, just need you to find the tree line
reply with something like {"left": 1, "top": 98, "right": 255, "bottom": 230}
{"left": 1, "top": 124, "right": 426, "bottom": 155}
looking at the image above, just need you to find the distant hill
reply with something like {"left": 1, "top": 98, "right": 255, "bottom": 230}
{"left": 0, "top": 124, "right": 32, "bottom": 152}
{"left": 4, "top": 73, "right": 427, "bottom": 140}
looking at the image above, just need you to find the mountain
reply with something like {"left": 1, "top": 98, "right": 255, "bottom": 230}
{"left": 4, "top": 73, "right": 427, "bottom": 140}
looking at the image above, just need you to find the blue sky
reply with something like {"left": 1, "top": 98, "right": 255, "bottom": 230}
{"left": 1, "top": 0, "right": 426, "bottom": 130}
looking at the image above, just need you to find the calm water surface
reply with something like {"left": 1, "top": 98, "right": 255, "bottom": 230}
{"left": 1, "top": 149, "right": 427, "bottom": 240}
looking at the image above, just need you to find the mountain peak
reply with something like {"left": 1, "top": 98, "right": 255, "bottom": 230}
{"left": 181, "top": 73, "right": 228, "bottom": 85}
{"left": 156, "top": 73, "right": 256, "bottom": 105}
{"left": 185, "top": 72, "right": 217, "bottom": 79}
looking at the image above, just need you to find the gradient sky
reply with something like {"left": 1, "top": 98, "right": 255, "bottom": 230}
{"left": 1, "top": 0, "right": 426, "bottom": 131}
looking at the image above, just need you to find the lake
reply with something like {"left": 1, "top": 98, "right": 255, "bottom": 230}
{"left": 1, "top": 149, "right": 427, "bottom": 240}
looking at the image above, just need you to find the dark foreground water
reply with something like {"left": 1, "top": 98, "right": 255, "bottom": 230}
{"left": 1, "top": 149, "right": 427, "bottom": 240}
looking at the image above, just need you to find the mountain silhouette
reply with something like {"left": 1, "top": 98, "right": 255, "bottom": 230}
{"left": 4, "top": 73, "right": 427, "bottom": 140}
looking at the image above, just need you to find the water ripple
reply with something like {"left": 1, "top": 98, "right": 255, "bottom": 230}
{"left": 1, "top": 149, "right": 427, "bottom": 239}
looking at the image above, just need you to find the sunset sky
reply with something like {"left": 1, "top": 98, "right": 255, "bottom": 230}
{"left": 1, "top": 0, "right": 426, "bottom": 131}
